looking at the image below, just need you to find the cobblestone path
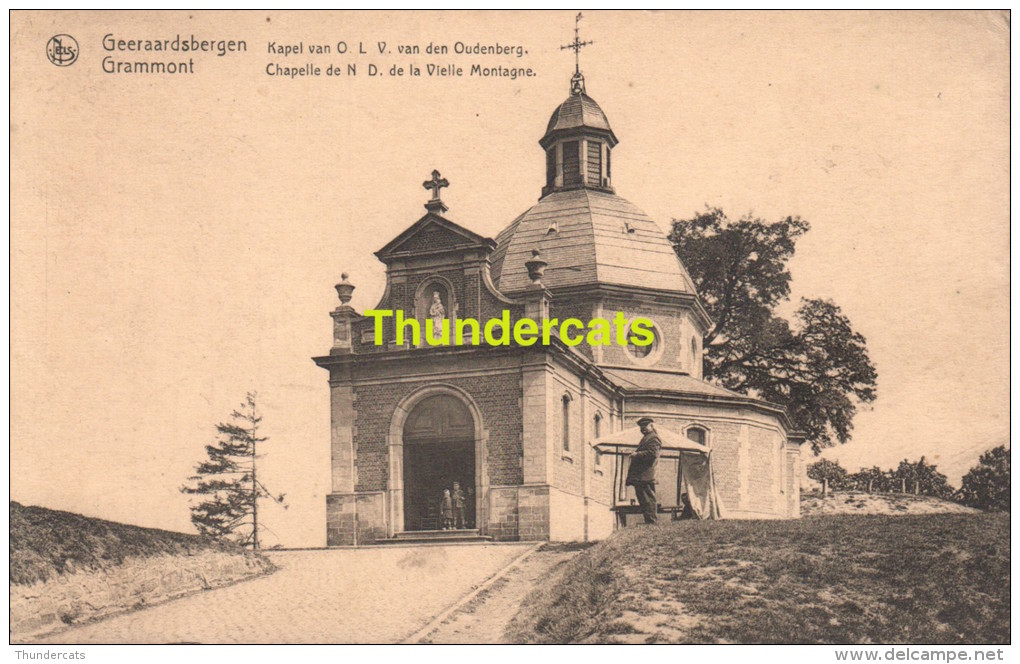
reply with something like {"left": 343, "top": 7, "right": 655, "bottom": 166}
{"left": 40, "top": 544, "right": 532, "bottom": 644}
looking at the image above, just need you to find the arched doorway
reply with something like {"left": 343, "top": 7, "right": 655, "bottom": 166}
{"left": 402, "top": 394, "right": 476, "bottom": 531}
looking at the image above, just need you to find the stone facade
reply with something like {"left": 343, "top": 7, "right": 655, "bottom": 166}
{"left": 314, "top": 76, "right": 804, "bottom": 545}
{"left": 315, "top": 217, "right": 802, "bottom": 543}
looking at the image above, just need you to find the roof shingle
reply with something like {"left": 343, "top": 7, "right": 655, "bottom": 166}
{"left": 491, "top": 189, "right": 697, "bottom": 295}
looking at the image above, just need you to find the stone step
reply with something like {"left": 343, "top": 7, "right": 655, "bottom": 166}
{"left": 377, "top": 529, "right": 493, "bottom": 545}
{"left": 393, "top": 529, "right": 481, "bottom": 539}
{"left": 375, "top": 535, "right": 493, "bottom": 545}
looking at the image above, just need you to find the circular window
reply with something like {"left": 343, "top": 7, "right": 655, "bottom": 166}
{"left": 627, "top": 335, "right": 654, "bottom": 358}
{"left": 623, "top": 319, "right": 664, "bottom": 366}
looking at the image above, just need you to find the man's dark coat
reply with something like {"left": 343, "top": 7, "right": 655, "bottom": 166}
{"left": 626, "top": 431, "right": 662, "bottom": 484}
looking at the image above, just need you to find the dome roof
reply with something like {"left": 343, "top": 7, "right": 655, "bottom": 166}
{"left": 540, "top": 92, "right": 618, "bottom": 149}
{"left": 490, "top": 189, "right": 697, "bottom": 296}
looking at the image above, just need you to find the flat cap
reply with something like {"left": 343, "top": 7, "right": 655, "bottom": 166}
{"left": 636, "top": 417, "right": 655, "bottom": 426}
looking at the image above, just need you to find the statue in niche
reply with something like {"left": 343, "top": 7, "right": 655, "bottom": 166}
{"left": 428, "top": 290, "right": 446, "bottom": 337}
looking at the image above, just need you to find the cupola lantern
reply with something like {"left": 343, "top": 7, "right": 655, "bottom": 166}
{"left": 541, "top": 13, "right": 618, "bottom": 198}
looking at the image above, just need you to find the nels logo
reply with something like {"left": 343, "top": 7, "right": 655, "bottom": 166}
{"left": 46, "top": 34, "right": 79, "bottom": 67}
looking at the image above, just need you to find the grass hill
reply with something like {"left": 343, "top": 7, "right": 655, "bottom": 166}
{"left": 801, "top": 491, "right": 980, "bottom": 517}
{"left": 506, "top": 513, "right": 1009, "bottom": 644}
{"left": 11, "top": 502, "right": 273, "bottom": 640}
{"left": 10, "top": 501, "right": 242, "bottom": 585}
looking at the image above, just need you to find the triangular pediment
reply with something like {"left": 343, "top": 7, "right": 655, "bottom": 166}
{"left": 375, "top": 213, "right": 495, "bottom": 261}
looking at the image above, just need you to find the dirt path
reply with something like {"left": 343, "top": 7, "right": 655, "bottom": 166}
{"left": 416, "top": 543, "right": 587, "bottom": 644}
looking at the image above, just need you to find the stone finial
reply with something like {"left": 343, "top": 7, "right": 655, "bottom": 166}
{"left": 334, "top": 272, "right": 355, "bottom": 305}
{"left": 331, "top": 273, "right": 357, "bottom": 353}
{"left": 525, "top": 249, "right": 548, "bottom": 285}
{"left": 523, "top": 249, "right": 552, "bottom": 321}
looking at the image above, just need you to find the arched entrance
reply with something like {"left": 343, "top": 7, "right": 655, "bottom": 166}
{"left": 400, "top": 393, "right": 477, "bottom": 531}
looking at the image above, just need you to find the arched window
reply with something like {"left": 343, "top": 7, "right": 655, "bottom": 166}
{"left": 686, "top": 426, "right": 707, "bottom": 447}
{"left": 561, "top": 394, "right": 572, "bottom": 452}
{"left": 690, "top": 336, "right": 699, "bottom": 375}
{"left": 593, "top": 412, "right": 603, "bottom": 467}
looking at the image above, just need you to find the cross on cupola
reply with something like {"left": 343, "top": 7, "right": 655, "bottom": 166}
{"left": 422, "top": 169, "right": 450, "bottom": 214}
{"left": 560, "top": 12, "right": 593, "bottom": 95}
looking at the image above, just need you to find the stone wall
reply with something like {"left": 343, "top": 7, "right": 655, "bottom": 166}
{"left": 487, "top": 486, "right": 521, "bottom": 541}
{"left": 786, "top": 447, "right": 801, "bottom": 517}
{"left": 549, "top": 297, "right": 595, "bottom": 360}
{"left": 586, "top": 496, "right": 616, "bottom": 540}
{"left": 544, "top": 295, "right": 705, "bottom": 376}
{"left": 701, "top": 421, "right": 742, "bottom": 512}
{"left": 747, "top": 426, "right": 777, "bottom": 516}
{"left": 11, "top": 550, "right": 273, "bottom": 642}
{"left": 325, "top": 492, "right": 389, "bottom": 546}
{"left": 486, "top": 484, "right": 551, "bottom": 542}
{"left": 324, "top": 361, "right": 526, "bottom": 544}
{"left": 517, "top": 485, "right": 551, "bottom": 540}
{"left": 549, "top": 488, "right": 585, "bottom": 541}
{"left": 326, "top": 493, "right": 357, "bottom": 545}
{"left": 598, "top": 298, "right": 701, "bottom": 376}
{"left": 356, "top": 492, "right": 389, "bottom": 544}
{"left": 351, "top": 371, "right": 524, "bottom": 492}
{"left": 543, "top": 360, "right": 623, "bottom": 540}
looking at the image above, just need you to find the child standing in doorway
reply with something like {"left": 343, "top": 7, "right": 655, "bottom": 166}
{"left": 441, "top": 489, "right": 454, "bottom": 530}
{"left": 452, "top": 482, "right": 466, "bottom": 529}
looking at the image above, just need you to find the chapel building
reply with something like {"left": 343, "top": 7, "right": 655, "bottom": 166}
{"left": 313, "top": 70, "right": 804, "bottom": 545}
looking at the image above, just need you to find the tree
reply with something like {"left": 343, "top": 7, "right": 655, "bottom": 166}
{"left": 892, "top": 457, "right": 954, "bottom": 499}
{"left": 806, "top": 459, "right": 849, "bottom": 491}
{"left": 669, "top": 208, "right": 877, "bottom": 454}
{"left": 848, "top": 466, "right": 889, "bottom": 493}
{"left": 181, "top": 392, "right": 286, "bottom": 548}
{"left": 958, "top": 445, "right": 1010, "bottom": 512}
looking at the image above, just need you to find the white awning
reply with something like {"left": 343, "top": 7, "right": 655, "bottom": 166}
{"left": 591, "top": 426, "right": 710, "bottom": 458}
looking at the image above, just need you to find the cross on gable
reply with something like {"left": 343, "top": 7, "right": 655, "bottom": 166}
{"left": 422, "top": 169, "right": 450, "bottom": 213}
{"left": 423, "top": 170, "right": 449, "bottom": 201}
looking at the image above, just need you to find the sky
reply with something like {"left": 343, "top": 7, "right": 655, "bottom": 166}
{"left": 10, "top": 11, "right": 1010, "bottom": 546}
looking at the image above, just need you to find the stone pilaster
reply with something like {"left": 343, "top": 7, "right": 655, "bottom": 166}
{"left": 579, "top": 376, "right": 590, "bottom": 541}
{"left": 330, "top": 384, "right": 356, "bottom": 493}
{"left": 738, "top": 424, "right": 750, "bottom": 510}
{"left": 521, "top": 364, "right": 550, "bottom": 485}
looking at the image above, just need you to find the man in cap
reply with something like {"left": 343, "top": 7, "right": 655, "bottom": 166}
{"left": 626, "top": 417, "right": 662, "bottom": 524}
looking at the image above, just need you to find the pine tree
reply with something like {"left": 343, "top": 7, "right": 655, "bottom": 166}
{"left": 181, "top": 392, "right": 285, "bottom": 548}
